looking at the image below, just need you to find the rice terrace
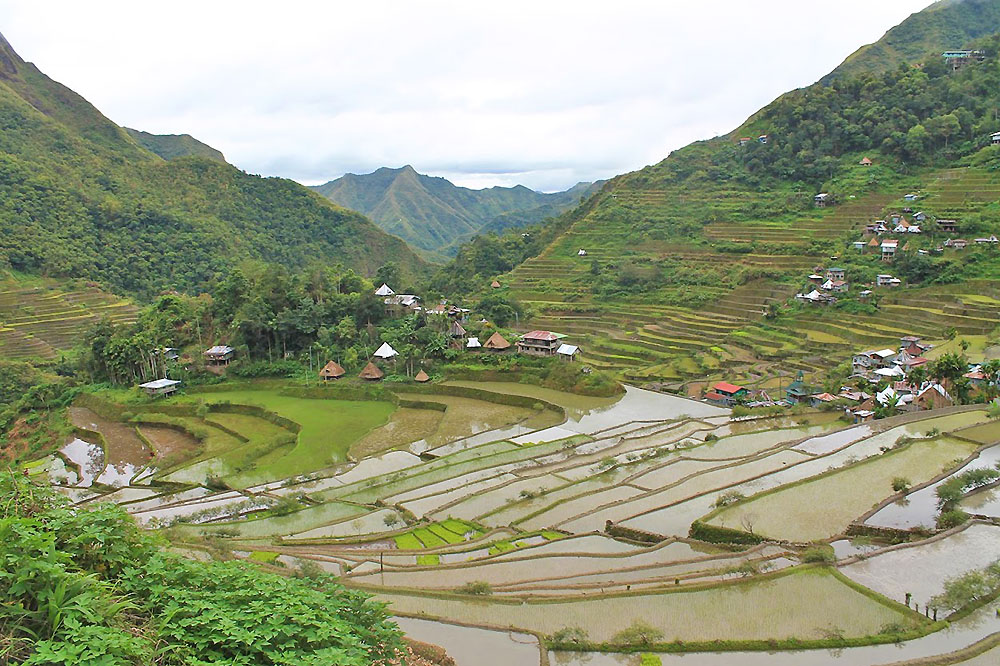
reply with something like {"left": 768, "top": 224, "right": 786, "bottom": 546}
{"left": 10, "top": 1, "right": 1000, "bottom": 666}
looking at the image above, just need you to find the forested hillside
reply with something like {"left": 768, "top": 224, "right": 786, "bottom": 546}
{"left": 124, "top": 127, "right": 227, "bottom": 162}
{"left": 312, "top": 165, "right": 597, "bottom": 260}
{"left": 0, "top": 33, "right": 426, "bottom": 298}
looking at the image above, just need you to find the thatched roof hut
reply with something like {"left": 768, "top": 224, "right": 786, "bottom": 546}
{"left": 319, "top": 360, "right": 346, "bottom": 380}
{"left": 359, "top": 361, "right": 384, "bottom": 380}
{"left": 414, "top": 369, "right": 430, "bottom": 383}
{"left": 449, "top": 321, "right": 467, "bottom": 338}
{"left": 483, "top": 332, "right": 511, "bottom": 350}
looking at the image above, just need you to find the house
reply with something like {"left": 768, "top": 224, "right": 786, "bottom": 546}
{"left": 358, "top": 361, "right": 384, "bottom": 381}
{"left": 876, "top": 386, "right": 911, "bottom": 408}
{"left": 517, "top": 330, "right": 563, "bottom": 356}
{"left": 738, "top": 137, "right": 752, "bottom": 146}
{"left": 876, "top": 274, "right": 900, "bottom": 287}
{"left": 491, "top": 280, "right": 502, "bottom": 288}
{"left": 944, "top": 238, "right": 968, "bottom": 249}
{"left": 867, "top": 237, "right": 880, "bottom": 252}
{"left": 758, "top": 134, "right": 768, "bottom": 144}
{"left": 821, "top": 279, "right": 848, "bottom": 293}
{"left": 810, "top": 392, "right": 839, "bottom": 407}
{"left": 852, "top": 241, "right": 866, "bottom": 251}
{"left": 913, "top": 212, "right": 927, "bottom": 222}
{"left": 705, "top": 381, "right": 748, "bottom": 406}
{"left": 825, "top": 267, "right": 846, "bottom": 281}
{"left": 899, "top": 336, "right": 926, "bottom": 352}
{"left": 557, "top": 343, "right": 580, "bottom": 361}
{"left": 483, "top": 332, "right": 512, "bottom": 351}
{"left": 796, "top": 289, "right": 835, "bottom": 305}
{"left": 975, "top": 235, "right": 999, "bottom": 245}
{"left": 384, "top": 294, "right": 420, "bottom": 316}
{"left": 414, "top": 369, "right": 430, "bottom": 383}
{"left": 880, "top": 239, "right": 898, "bottom": 261}
{"left": 964, "top": 367, "right": 987, "bottom": 389}
{"left": 814, "top": 193, "right": 832, "bottom": 207}
{"left": 851, "top": 408, "right": 876, "bottom": 423}
{"left": 449, "top": 321, "right": 467, "bottom": 338}
{"left": 937, "top": 219, "right": 959, "bottom": 233}
{"left": 875, "top": 366, "right": 906, "bottom": 380}
{"left": 858, "top": 289, "right": 873, "bottom": 301}
{"left": 785, "top": 372, "right": 813, "bottom": 404}
{"left": 915, "top": 384, "right": 953, "bottom": 410}
{"left": 853, "top": 348, "right": 897, "bottom": 374}
{"left": 904, "top": 193, "right": 919, "bottom": 202}
{"left": 204, "top": 345, "right": 234, "bottom": 364}
{"left": 578, "top": 249, "right": 588, "bottom": 257}
{"left": 138, "top": 378, "right": 181, "bottom": 397}
{"left": 161, "top": 347, "right": 179, "bottom": 361}
{"left": 807, "top": 274, "right": 825, "bottom": 285}
{"left": 374, "top": 342, "right": 398, "bottom": 360}
{"left": 466, "top": 337, "right": 481, "bottom": 350}
{"left": 943, "top": 50, "right": 986, "bottom": 71}
{"left": 992, "top": 131, "right": 1000, "bottom": 145}
{"left": 894, "top": 351, "right": 928, "bottom": 372}
{"left": 319, "top": 360, "right": 346, "bottom": 380}
{"left": 375, "top": 283, "right": 395, "bottom": 297}
{"left": 859, "top": 157, "right": 872, "bottom": 166}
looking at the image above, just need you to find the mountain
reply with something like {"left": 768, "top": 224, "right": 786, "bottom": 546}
{"left": 826, "top": 0, "right": 1000, "bottom": 81}
{"left": 124, "top": 127, "right": 227, "bottom": 163}
{"left": 0, "top": 32, "right": 425, "bottom": 298}
{"left": 443, "top": 0, "right": 1000, "bottom": 392}
{"left": 311, "top": 165, "right": 600, "bottom": 261}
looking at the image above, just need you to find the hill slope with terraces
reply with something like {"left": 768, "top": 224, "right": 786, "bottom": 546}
{"left": 489, "top": 3, "right": 1000, "bottom": 392}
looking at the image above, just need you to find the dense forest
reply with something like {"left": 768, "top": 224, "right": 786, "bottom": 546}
{"left": 0, "top": 34, "right": 425, "bottom": 299}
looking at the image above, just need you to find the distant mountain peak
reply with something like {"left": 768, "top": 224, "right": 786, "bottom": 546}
{"left": 0, "top": 31, "right": 24, "bottom": 77}
{"left": 310, "top": 166, "right": 600, "bottom": 261}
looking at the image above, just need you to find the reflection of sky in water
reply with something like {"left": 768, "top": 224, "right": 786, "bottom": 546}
{"left": 395, "top": 616, "right": 540, "bottom": 666}
{"left": 59, "top": 438, "right": 103, "bottom": 487}
{"left": 868, "top": 443, "right": 1000, "bottom": 529}
{"left": 96, "top": 463, "right": 139, "bottom": 488}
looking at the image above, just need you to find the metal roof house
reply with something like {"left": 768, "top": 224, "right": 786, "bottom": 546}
{"left": 139, "top": 378, "right": 181, "bottom": 397}
{"left": 204, "top": 345, "right": 234, "bottom": 364}
{"left": 374, "top": 342, "right": 398, "bottom": 359}
{"left": 517, "top": 330, "right": 563, "bottom": 356}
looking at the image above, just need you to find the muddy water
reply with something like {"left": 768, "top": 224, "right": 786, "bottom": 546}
{"left": 393, "top": 393, "right": 545, "bottom": 451}
{"left": 69, "top": 407, "right": 153, "bottom": 468}
{"left": 395, "top": 616, "right": 541, "bottom": 666}
{"left": 794, "top": 424, "right": 873, "bottom": 455}
{"left": 138, "top": 425, "right": 200, "bottom": 460}
{"left": 349, "top": 407, "right": 443, "bottom": 458}
{"left": 867, "top": 444, "right": 1000, "bottom": 529}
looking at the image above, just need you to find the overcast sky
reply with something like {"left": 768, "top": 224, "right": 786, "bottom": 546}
{"left": 0, "top": 1, "right": 933, "bottom": 191}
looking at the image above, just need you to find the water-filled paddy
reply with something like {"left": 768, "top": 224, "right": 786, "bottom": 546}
{"left": 394, "top": 616, "right": 541, "bottom": 666}
{"left": 709, "top": 437, "right": 979, "bottom": 541}
{"left": 379, "top": 569, "right": 917, "bottom": 642}
{"left": 840, "top": 522, "right": 1000, "bottom": 608}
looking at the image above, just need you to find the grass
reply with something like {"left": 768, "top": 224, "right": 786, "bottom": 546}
{"left": 708, "top": 436, "right": 979, "bottom": 541}
{"left": 377, "top": 568, "right": 919, "bottom": 643}
{"left": 393, "top": 520, "right": 484, "bottom": 550}
{"left": 180, "top": 388, "right": 395, "bottom": 478}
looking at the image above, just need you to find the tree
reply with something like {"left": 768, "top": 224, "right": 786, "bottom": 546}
{"left": 375, "top": 262, "right": 401, "bottom": 290}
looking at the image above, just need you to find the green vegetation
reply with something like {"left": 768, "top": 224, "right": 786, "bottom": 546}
{"left": 393, "top": 520, "right": 484, "bottom": 550}
{"left": 0, "top": 473, "right": 402, "bottom": 665}
{"left": 0, "top": 36, "right": 424, "bottom": 299}
{"left": 312, "top": 164, "right": 598, "bottom": 261}
{"left": 930, "top": 558, "right": 1000, "bottom": 615}
{"left": 123, "top": 127, "right": 227, "bottom": 163}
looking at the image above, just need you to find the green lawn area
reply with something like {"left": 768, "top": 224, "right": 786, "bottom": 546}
{"left": 179, "top": 388, "right": 395, "bottom": 481}
{"left": 708, "top": 436, "right": 979, "bottom": 541}
{"left": 377, "top": 568, "right": 922, "bottom": 643}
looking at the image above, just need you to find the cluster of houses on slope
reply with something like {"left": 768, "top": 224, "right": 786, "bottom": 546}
{"left": 795, "top": 266, "right": 900, "bottom": 306}
{"left": 705, "top": 330, "right": 994, "bottom": 420}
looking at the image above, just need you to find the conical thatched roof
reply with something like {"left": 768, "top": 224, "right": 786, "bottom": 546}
{"left": 491, "top": 280, "right": 501, "bottom": 288}
{"left": 319, "top": 360, "right": 346, "bottom": 378}
{"left": 359, "top": 361, "right": 384, "bottom": 380}
{"left": 414, "top": 369, "right": 430, "bottom": 383}
{"left": 484, "top": 332, "right": 511, "bottom": 350}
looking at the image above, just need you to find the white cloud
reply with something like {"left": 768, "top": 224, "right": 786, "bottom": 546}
{"left": 0, "top": 0, "right": 932, "bottom": 191}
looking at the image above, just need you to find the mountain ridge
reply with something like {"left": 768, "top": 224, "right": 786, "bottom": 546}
{"left": 312, "top": 165, "right": 600, "bottom": 261}
{"left": 124, "top": 127, "right": 227, "bottom": 163}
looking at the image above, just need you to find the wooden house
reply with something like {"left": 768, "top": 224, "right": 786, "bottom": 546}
{"left": 449, "top": 321, "right": 467, "bottom": 338}
{"left": 204, "top": 345, "right": 234, "bottom": 364}
{"left": 517, "top": 330, "right": 562, "bottom": 356}
{"left": 859, "top": 157, "right": 872, "bottom": 166}
{"left": 359, "top": 361, "right": 384, "bottom": 381}
{"left": 915, "top": 384, "right": 953, "bottom": 410}
{"left": 880, "top": 239, "right": 898, "bottom": 261}
{"left": 138, "top": 378, "right": 181, "bottom": 397}
{"left": 814, "top": 193, "right": 832, "bottom": 207}
{"left": 319, "top": 360, "right": 346, "bottom": 380}
{"left": 937, "top": 219, "right": 959, "bottom": 233}
{"left": 557, "top": 344, "right": 580, "bottom": 361}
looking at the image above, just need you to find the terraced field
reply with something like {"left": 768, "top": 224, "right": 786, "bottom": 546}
{"left": 502, "top": 168, "right": 1000, "bottom": 392}
{"left": 38, "top": 380, "right": 1000, "bottom": 662}
{"left": 0, "top": 278, "right": 137, "bottom": 359}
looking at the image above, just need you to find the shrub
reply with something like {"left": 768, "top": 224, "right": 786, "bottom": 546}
{"left": 891, "top": 476, "right": 911, "bottom": 493}
{"left": 612, "top": 621, "right": 664, "bottom": 647}
{"left": 801, "top": 546, "right": 835, "bottom": 564}
{"left": 549, "top": 626, "right": 589, "bottom": 646}
{"left": 640, "top": 654, "right": 663, "bottom": 666}
{"left": 936, "top": 509, "right": 970, "bottom": 529}
{"left": 456, "top": 581, "right": 492, "bottom": 596}
{"left": 713, "top": 490, "right": 744, "bottom": 508}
